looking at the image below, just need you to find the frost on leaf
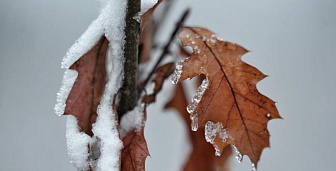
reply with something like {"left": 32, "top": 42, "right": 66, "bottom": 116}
{"left": 175, "top": 27, "right": 281, "bottom": 166}
{"left": 120, "top": 105, "right": 149, "bottom": 171}
{"left": 165, "top": 83, "right": 232, "bottom": 171}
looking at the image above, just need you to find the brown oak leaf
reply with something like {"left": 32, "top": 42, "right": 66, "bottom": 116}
{"left": 165, "top": 83, "right": 232, "bottom": 171}
{"left": 121, "top": 106, "right": 149, "bottom": 171}
{"left": 176, "top": 27, "right": 281, "bottom": 166}
{"left": 64, "top": 36, "right": 108, "bottom": 136}
{"left": 142, "top": 62, "right": 174, "bottom": 104}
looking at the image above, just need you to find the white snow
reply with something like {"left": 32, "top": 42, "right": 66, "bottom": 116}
{"left": 56, "top": 0, "right": 128, "bottom": 170}
{"left": 119, "top": 105, "right": 145, "bottom": 138}
{"left": 54, "top": 69, "right": 78, "bottom": 116}
{"left": 66, "top": 115, "right": 92, "bottom": 171}
{"left": 61, "top": 17, "right": 105, "bottom": 69}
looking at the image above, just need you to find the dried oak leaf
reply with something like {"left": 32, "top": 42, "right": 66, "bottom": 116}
{"left": 165, "top": 83, "right": 232, "bottom": 171}
{"left": 177, "top": 27, "right": 281, "bottom": 166}
{"left": 64, "top": 36, "right": 108, "bottom": 136}
{"left": 142, "top": 62, "right": 174, "bottom": 104}
{"left": 121, "top": 107, "right": 149, "bottom": 171}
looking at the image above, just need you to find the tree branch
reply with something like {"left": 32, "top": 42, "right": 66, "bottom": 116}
{"left": 118, "top": 0, "right": 141, "bottom": 117}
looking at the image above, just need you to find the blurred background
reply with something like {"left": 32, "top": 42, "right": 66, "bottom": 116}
{"left": 1, "top": 0, "right": 336, "bottom": 170}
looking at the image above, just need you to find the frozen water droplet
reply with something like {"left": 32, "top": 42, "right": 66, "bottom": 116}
{"left": 133, "top": 13, "right": 142, "bottom": 24}
{"left": 171, "top": 60, "right": 184, "bottom": 84}
{"left": 205, "top": 121, "right": 232, "bottom": 154}
{"left": 202, "top": 37, "right": 207, "bottom": 41}
{"left": 214, "top": 144, "right": 221, "bottom": 156}
{"left": 190, "top": 113, "right": 198, "bottom": 131}
{"left": 266, "top": 113, "right": 271, "bottom": 118}
{"left": 209, "top": 38, "right": 216, "bottom": 45}
{"left": 191, "top": 41, "right": 196, "bottom": 45}
{"left": 187, "top": 102, "right": 197, "bottom": 114}
{"left": 236, "top": 154, "right": 243, "bottom": 163}
{"left": 251, "top": 163, "right": 257, "bottom": 171}
{"left": 195, "top": 35, "right": 201, "bottom": 39}
{"left": 233, "top": 145, "right": 243, "bottom": 163}
{"left": 186, "top": 34, "right": 190, "bottom": 38}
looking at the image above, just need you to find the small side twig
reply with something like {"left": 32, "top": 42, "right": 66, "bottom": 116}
{"left": 139, "top": 8, "right": 190, "bottom": 93}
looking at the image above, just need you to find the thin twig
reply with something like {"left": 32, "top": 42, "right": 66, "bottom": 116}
{"left": 139, "top": 8, "right": 190, "bottom": 93}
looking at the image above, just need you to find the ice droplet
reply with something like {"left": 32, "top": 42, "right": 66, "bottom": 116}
{"left": 251, "top": 163, "right": 257, "bottom": 171}
{"left": 191, "top": 41, "right": 196, "bottom": 45}
{"left": 266, "top": 113, "right": 271, "bottom": 118}
{"left": 171, "top": 60, "right": 184, "bottom": 84}
{"left": 186, "top": 78, "right": 209, "bottom": 131}
{"left": 209, "top": 38, "right": 216, "bottom": 45}
{"left": 132, "top": 13, "right": 142, "bottom": 25}
{"left": 233, "top": 145, "right": 243, "bottom": 163}
{"left": 186, "top": 34, "right": 190, "bottom": 38}
{"left": 190, "top": 113, "right": 198, "bottom": 131}
{"left": 205, "top": 121, "right": 232, "bottom": 156}
{"left": 214, "top": 144, "right": 221, "bottom": 156}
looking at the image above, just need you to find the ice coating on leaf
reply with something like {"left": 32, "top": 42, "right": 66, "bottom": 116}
{"left": 232, "top": 145, "right": 243, "bottom": 163}
{"left": 171, "top": 59, "right": 184, "bottom": 84}
{"left": 187, "top": 78, "right": 209, "bottom": 131}
{"left": 119, "top": 105, "right": 145, "bottom": 138}
{"left": 54, "top": 69, "right": 78, "bottom": 116}
{"left": 66, "top": 115, "right": 92, "bottom": 171}
{"left": 205, "top": 121, "right": 231, "bottom": 156}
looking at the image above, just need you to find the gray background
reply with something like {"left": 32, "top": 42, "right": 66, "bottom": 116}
{"left": 1, "top": 0, "right": 335, "bottom": 170}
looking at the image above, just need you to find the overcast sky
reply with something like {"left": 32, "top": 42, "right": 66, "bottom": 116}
{"left": 1, "top": 0, "right": 336, "bottom": 170}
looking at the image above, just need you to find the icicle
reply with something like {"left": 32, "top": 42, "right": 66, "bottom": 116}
{"left": 251, "top": 163, "right": 257, "bottom": 171}
{"left": 204, "top": 121, "right": 232, "bottom": 156}
{"left": 232, "top": 145, "right": 243, "bottom": 163}
{"left": 171, "top": 59, "right": 184, "bottom": 84}
{"left": 190, "top": 113, "right": 198, "bottom": 131}
{"left": 214, "top": 144, "right": 221, "bottom": 156}
{"left": 186, "top": 78, "right": 209, "bottom": 131}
